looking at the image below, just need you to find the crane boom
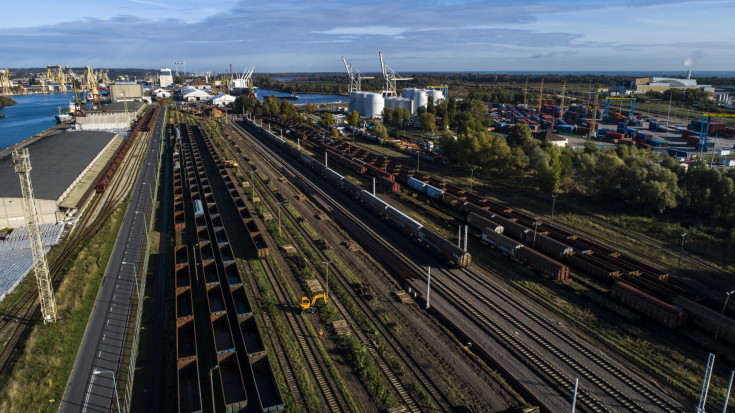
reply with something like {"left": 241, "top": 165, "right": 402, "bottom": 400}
{"left": 378, "top": 51, "right": 411, "bottom": 97}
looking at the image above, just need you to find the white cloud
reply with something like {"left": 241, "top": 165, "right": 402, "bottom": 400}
{"left": 315, "top": 26, "right": 408, "bottom": 36}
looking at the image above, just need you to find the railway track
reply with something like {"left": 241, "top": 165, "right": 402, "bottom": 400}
{"left": 0, "top": 112, "right": 156, "bottom": 377}
{"left": 187, "top": 117, "right": 350, "bottom": 412}
{"left": 223, "top": 120, "right": 453, "bottom": 412}
{"left": 235, "top": 116, "right": 688, "bottom": 412}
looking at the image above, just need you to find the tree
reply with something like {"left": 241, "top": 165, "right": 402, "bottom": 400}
{"left": 262, "top": 95, "right": 280, "bottom": 117}
{"left": 420, "top": 113, "right": 436, "bottom": 133}
{"left": 382, "top": 107, "right": 394, "bottom": 126}
{"left": 373, "top": 122, "right": 388, "bottom": 140}
{"left": 233, "top": 96, "right": 258, "bottom": 115}
{"left": 506, "top": 124, "right": 534, "bottom": 148}
{"left": 319, "top": 112, "right": 336, "bottom": 129}
{"left": 348, "top": 109, "right": 360, "bottom": 126}
{"left": 304, "top": 102, "right": 316, "bottom": 113}
{"left": 395, "top": 108, "right": 411, "bottom": 126}
{"left": 537, "top": 161, "right": 559, "bottom": 193}
{"left": 426, "top": 96, "right": 436, "bottom": 114}
{"left": 331, "top": 128, "right": 339, "bottom": 138}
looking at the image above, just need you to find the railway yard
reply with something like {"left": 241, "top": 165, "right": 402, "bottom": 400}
{"left": 154, "top": 107, "right": 732, "bottom": 412}
{"left": 1, "top": 104, "right": 734, "bottom": 413}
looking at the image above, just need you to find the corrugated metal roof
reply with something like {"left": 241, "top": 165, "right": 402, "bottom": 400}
{"left": 0, "top": 130, "right": 118, "bottom": 201}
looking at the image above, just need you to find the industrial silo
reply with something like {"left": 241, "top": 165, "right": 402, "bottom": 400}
{"left": 355, "top": 92, "right": 366, "bottom": 116}
{"left": 364, "top": 93, "right": 385, "bottom": 118}
{"left": 428, "top": 89, "right": 444, "bottom": 104}
{"left": 348, "top": 91, "right": 359, "bottom": 113}
{"left": 413, "top": 89, "right": 428, "bottom": 114}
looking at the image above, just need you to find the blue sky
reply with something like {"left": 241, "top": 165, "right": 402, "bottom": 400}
{"left": 1, "top": 0, "right": 733, "bottom": 73}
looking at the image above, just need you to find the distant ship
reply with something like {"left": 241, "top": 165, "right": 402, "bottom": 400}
{"left": 263, "top": 93, "right": 299, "bottom": 101}
{"left": 54, "top": 102, "right": 74, "bottom": 124}
{"left": 230, "top": 66, "right": 258, "bottom": 98}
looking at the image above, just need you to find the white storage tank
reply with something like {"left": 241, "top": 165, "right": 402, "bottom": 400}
{"left": 401, "top": 88, "right": 417, "bottom": 101}
{"left": 428, "top": 89, "right": 444, "bottom": 104}
{"left": 384, "top": 96, "right": 399, "bottom": 109}
{"left": 364, "top": 93, "right": 385, "bottom": 118}
{"left": 413, "top": 89, "right": 428, "bottom": 114}
{"left": 355, "top": 92, "right": 366, "bottom": 116}
{"left": 348, "top": 91, "right": 360, "bottom": 113}
{"left": 395, "top": 97, "right": 413, "bottom": 113}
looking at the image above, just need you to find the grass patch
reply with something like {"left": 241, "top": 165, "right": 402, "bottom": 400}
{"left": 0, "top": 199, "right": 129, "bottom": 412}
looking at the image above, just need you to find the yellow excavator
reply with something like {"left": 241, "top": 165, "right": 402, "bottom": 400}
{"left": 300, "top": 294, "right": 327, "bottom": 313}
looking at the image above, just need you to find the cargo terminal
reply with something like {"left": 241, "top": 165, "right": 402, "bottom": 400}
{"left": 0, "top": 130, "right": 122, "bottom": 228}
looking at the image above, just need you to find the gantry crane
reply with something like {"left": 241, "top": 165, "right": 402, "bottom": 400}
{"left": 589, "top": 84, "right": 600, "bottom": 138}
{"left": 697, "top": 112, "right": 735, "bottom": 161}
{"left": 83, "top": 66, "right": 100, "bottom": 105}
{"left": 12, "top": 148, "right": 58, "bottom": 324}
{"left": 378, "top": 51, "right": 412, "bottom": 97}
{"left": 538, "top": 78, "right": 544, "bottom": 112}
{"left": 46, "top": 65, "right": 66, "bottom": 87}
{"left": 342, "top": 56, "right": 374, "bottom": 93}
{"left": 603, "top": 96, "right": 636, "bottom": 120}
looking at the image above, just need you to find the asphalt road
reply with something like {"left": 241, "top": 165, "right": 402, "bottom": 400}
{"left": 58, "top": 108, "right": 166, "bottom": 413}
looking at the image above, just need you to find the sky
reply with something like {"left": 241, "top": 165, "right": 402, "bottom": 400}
{"left": 1, "top": 0, "right": 733, "bottom": 73}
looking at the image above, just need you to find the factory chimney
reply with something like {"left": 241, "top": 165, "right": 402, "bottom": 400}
{"left": 687, "top": 69, "right": 692, "bottom": 80}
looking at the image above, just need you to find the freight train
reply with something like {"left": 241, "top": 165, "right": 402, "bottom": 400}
{"left": 242, "top": 119, "right": 471, "bottom": 267}
{"left": 95, "top": 106, "right": 158, "bottom": 192}
{"left": 254, "top": 116, "right": 730, "bottom": 336}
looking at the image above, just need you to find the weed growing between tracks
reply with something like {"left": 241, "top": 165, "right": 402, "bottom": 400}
{"left": 0, "top": 200, "right": 129, "bottom": 412}
{"left": 244, "top": 256, "right": 321, "bottom": 412}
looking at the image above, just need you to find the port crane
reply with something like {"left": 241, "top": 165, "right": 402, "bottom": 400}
{"left": 83, "top": 66, "right": 101, "bottom": 105}
{"left": 697, "top": 112, "right": 735, "bottom": 162}
{"left": 603, "top": 96, "right": 636, "bottom": 120}
{"left": 342, "top": 56, "right": 374, "bottom": 93}
{"left": 342, "top": 57, "right": 369, "bottom": 93}
{"left": 378, "top": 51, "right": 412, "bottom": 97}
{"left": 12, "top": 148, "right": 58, "bottom": 324}
{"left": 0, "top": 68, "right": 11, "bottom": 92}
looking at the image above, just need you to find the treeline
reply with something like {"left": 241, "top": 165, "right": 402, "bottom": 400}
{"left": 255, "top": 76, "right": 348, "bottom": 95}
{"left": 438, "top": 121, "right": 735, "bottom": 220}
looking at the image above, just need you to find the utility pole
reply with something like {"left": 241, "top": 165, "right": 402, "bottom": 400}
{"left": 696, "top": 353, "right": 716, "bottom": 413}
{"left": 322, "top": 261, "right": 332, "bottom": 305}
{"left": 724, "top": 370, "right": 734, "bottom": 413}
{"left": 12, "top": 148, "right": 57, "bottom": 324}
{"left": 715, "top": 290, "right": 734, "bottom": 342}
{"left": 551, "top": 195, "right": 558, "bottom": 226}
{"left": 678, "top": 232, "right": 687, "bottom": 269}
{"left": 533, "top": 217, "right": 540, "bottom": 248}
{"left": 426, "top": 266, "right": 431, "bottom": 310}
{"left": 469, "top": 167, "right": 475, "bottom": 193}
{"left": 571, "top": 377, "right": 579, "bottom": 413}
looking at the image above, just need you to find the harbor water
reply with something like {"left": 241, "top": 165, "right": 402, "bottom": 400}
{"left": 256, "top": 89, "right": 348, "bottom": 105}
{"left": 0, "top": 93, "right": 72, "bottom": 151}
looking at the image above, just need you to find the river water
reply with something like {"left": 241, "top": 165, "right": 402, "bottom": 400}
{"left": 0, "top": 93, "right": 73, "bottom": 151}
{"left": 256, "top": 89, "right": 349, "bottom": 105}
{"left": 0, "top": 89, "right": 348, "bottom": 150}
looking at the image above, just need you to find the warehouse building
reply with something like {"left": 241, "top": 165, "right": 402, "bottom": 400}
{"left": 110, "top": 82, "right": 144, "bottom": 103}
{"left": 0, "top": 130, "right": 121, "bottom": 228}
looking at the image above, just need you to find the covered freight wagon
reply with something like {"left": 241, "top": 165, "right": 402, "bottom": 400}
{"left": 516, "top": 246, "right": 570, "bottom": 281}
{"left": 610, "top": 281, "right": 686, "bottom": 329}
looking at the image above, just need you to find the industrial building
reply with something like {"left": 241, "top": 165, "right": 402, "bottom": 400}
{"left": 0, "top": 130, "right": 121, "bottom": 228}
{"left": 159, "top": 68, "right": 173, "bottom": 88}
{"left": 110, "top": 82, "right": 144, "bottom": 102}
{"left": 626, "top": 71, "right": 715, "bottom": 94}
{"left": 348, "top": 87, "right": 445, "bottom": 118}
